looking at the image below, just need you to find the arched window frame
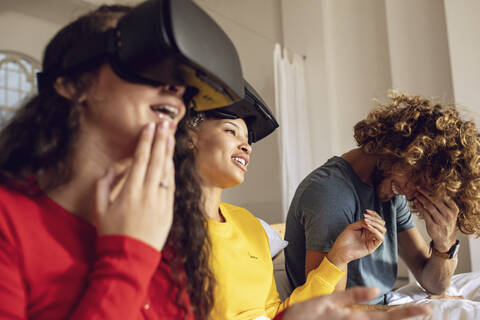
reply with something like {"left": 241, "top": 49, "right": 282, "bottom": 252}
{"left": 0, "top": 50, "right": 41, "bottom": 123}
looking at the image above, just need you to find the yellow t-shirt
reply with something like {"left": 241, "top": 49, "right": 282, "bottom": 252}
{"left": 208, "top": 202, "right": 345, "bottom": 320}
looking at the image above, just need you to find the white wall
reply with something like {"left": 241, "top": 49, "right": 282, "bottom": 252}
{"left": 281, "top": 0, "right": 392, "bottom": 167}
{"left": 385, "top": 0, "right": 454, "bottom": 99}
{"left": 444, "top": 0, "right": 480, "bottom": 272}
{"left": 0, "top": 0, "right": 96, "bottom": 61}
{"left": 279, "top": 0, "right": 332, "bottom": 167}
{"left": 0, "top": 11, "right": 59, "bottom": 61}
{"left": 444, "top": 0, "right": 480, "bottom": 117}
{"left": 322, "top": 0, "right": 393, "bottom": 156}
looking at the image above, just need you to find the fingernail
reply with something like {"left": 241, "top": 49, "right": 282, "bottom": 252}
{"left": 161, "top": 118, "right": 171, "bottom": 130}
{"left": 105, "top": 167, "right": 114, "bottom": 178}
{"left": 146, "top": 122, "right": 155, "bottom": 133}
{"left": 167, "top": 136, "right": 175, "bottom": 148}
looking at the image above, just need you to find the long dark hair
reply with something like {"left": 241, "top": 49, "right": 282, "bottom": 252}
{"left": 172, "top": 120, "right": 215, "bottom": 319}
{"left": 0, "top": 5, "right": 214, "bottom": 319}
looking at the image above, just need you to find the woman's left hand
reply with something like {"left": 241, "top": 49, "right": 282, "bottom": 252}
{"left": 93, "top": 122, "right": 176, "bottom": 251}
{"left": 328, "top": 209, "right": 386, "bottom": 266}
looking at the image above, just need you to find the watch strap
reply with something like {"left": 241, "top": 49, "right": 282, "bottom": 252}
{"left": 430, "top": 240, "right": 460, "bottom": 259}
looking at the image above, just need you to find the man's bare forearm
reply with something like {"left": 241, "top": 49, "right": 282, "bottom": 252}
{"left": 419, "top": 255, "right": 457, "bottom": 294}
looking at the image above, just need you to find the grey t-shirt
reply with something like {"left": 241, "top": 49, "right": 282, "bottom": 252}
{"left": 284, "top": 156, "right": 414, "bottom": 304}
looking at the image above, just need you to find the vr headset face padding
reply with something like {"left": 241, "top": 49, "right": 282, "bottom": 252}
{"left": 205, "top": 81, "right": 279, "bottom": 144}
{"left": 37, "top": 0, "right": 244, "bottom": 111}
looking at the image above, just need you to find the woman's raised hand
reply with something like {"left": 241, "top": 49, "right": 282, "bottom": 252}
{"left": 93, "top": 120, "right": 176, "bottom": 251}
{"left": 328, "top": 210, "right": 386, "bottom": 268}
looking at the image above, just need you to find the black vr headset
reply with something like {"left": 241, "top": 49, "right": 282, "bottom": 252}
{"left": 202, "top": 81, "right": 279, "bottom": 144}
{"left": 37, "top": 0, "right": 244, "bottom": 111}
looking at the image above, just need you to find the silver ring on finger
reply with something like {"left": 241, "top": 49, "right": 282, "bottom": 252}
{"left": 159, "top": 181, "right": 169, "bottom": 189}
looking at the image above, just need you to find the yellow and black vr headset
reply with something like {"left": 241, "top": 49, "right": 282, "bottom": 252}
{"left": 198, "top": 81, "right": 279, "bottom": 144}
{"left": 37, "top": 0, "right": 244, "bottom": 111}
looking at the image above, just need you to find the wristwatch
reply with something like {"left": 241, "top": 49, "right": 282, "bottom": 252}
{"left": 430, "top": 240, "right": 460, "bottom": 259}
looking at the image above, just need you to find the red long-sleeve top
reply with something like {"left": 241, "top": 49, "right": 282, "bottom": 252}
{"left": 0, "top": 185, "right": 193, "bottom": 319}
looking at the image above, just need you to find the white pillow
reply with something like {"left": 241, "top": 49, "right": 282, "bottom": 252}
{"left": 257, "top": 218, "right": 289, "bottom": 258}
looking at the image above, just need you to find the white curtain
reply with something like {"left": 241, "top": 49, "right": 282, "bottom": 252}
{"left": 273, "top": 43, "right": 313, "bottom": 219}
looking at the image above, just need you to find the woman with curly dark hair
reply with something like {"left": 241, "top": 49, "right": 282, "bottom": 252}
{"left": 285, "top": 91, "right": 480, "bottom": 305}
{"left": 0, "top": 3, "right": 218, "bottom": 319}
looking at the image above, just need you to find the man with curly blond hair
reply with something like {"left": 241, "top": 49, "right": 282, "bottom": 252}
{"left": 284, "top": 92, "right": 480, "bottom": 305}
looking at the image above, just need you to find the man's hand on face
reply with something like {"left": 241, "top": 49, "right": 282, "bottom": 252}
{"left": 414, "top": 187, "right": 459, "bottom": 252}
{"left": 282, "top": 287, "right": 431, "bottom": 320}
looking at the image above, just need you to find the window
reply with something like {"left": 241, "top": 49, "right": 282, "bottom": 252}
{"left": 0, "top": 51, "right": 41, "bottom": 126}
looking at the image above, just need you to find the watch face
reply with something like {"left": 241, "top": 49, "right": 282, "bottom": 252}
{"left": 450, "top": 241, "right": 460, "bottom": 259}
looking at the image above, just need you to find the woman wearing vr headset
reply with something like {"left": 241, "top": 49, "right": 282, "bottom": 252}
{"left": 185, "top": 86, "right": 430, "bottom": 320}
{"left": 0, "top": 3, "right": 219, "bottom": 319}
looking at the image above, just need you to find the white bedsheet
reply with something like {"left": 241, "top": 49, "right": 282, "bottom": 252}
{"left": 386, "top": 272, "right": 480, "bottom": 319}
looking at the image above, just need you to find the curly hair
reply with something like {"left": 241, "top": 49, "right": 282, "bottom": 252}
{"left": 0, "top": 5, "right": 214, "bottom": 318}
{"left": 354, "top": 91, "right": 480, "bottom": 236}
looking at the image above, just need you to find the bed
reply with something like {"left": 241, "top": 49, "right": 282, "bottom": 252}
{"left": 265, "top": 222, "right": 480, "bottom": 319}
{"left": 385, "top": 271, "right": 480, "bottom": 319}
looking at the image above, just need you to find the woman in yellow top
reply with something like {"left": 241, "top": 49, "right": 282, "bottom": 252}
{"left": 186, "top": 84, "right": 388, "bottom": 320}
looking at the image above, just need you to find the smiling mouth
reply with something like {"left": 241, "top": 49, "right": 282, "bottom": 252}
{"left": 232, "top": 156, "right": 247, "bottom": 171}
{"left": 150, "top": 105, "right": 181, "bottom": 120}
{"left": 391, "top": 181, "right": 401, "bottom": 196}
